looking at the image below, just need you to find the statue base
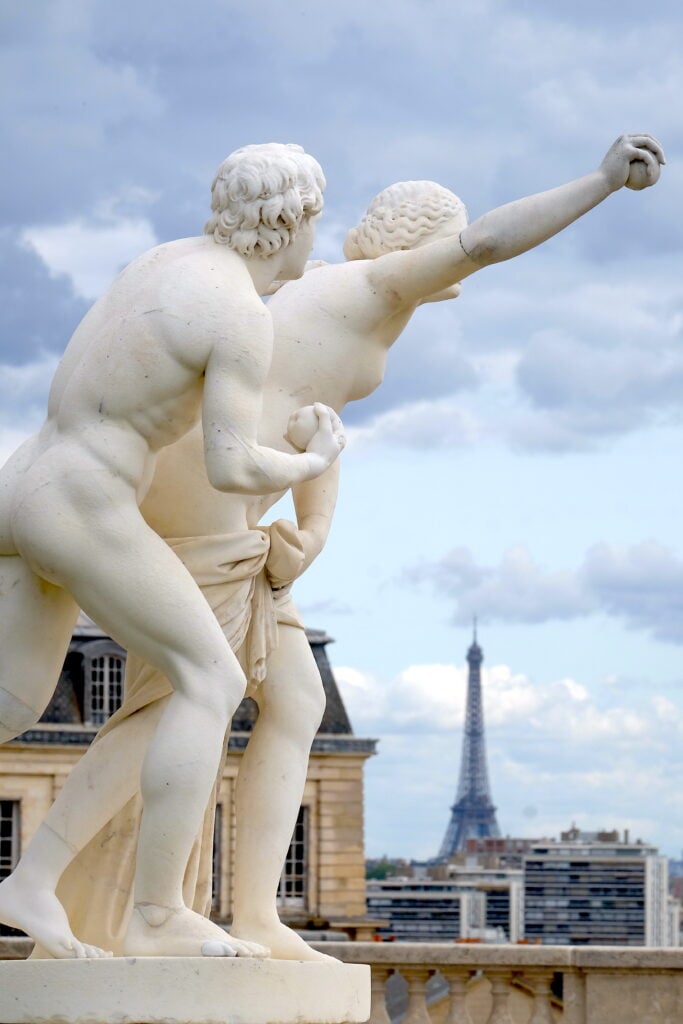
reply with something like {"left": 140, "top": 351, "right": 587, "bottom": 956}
{"left": 0, "top": 955, "right": 370, "bottom": 1024}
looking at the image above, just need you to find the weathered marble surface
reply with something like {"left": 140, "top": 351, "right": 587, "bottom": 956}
{"left": 0, "top": 957, "right": 370, "bottom": 1024}
{"left": 0, "top": 132, "right": 666, "bottom": 971}
{"left": 0, "top": 141, "right": 345, "bottom": 961}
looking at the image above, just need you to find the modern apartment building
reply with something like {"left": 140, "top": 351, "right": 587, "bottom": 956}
{"left": 524, "top": 829, "right": 677, "bottom": 946}
{"left": 367, "top": 869, "right": 522, "bottom": 943}
{"left": 367, "top": 878, "right": 486, "bottom": 941}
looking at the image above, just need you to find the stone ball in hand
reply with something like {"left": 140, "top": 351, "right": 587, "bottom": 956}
{"left": 625, "top": 158, "right": 660, "bottom": 191}
{"left": 284, "top": 405, "right": 320, "bottom": 451}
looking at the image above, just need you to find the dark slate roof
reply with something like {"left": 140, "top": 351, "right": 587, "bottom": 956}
{"left": 39, "top": 655, "right": 83, "bottom": 724}
{"left": 308, "top": 630, "right": 354, "bottom": 735}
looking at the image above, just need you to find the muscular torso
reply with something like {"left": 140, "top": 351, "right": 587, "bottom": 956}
{"left": 17, "top": 236, "right": 270, "bottom": 498}
{"left": 141, "top": 259, "right": 417, "bottom": 538}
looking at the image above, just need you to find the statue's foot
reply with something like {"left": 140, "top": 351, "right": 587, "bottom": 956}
{"left": 124, "top": 904, "right": 270, "bottom": 958}
{"left": 231, "top": 920, "right": 335, "bottom": 962}
{"left": 0, "top": 873, "right": 112, "bottom": 959}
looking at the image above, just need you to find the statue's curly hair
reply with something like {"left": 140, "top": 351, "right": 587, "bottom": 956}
{"left": 204, "top": 143, "right": 325, "bottom": 257}
{"left": 343, "top": 181, "right": 467, "bottom": 260}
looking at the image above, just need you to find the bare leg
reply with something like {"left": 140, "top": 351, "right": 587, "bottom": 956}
{"left": 230, "top": 625, "right": 333, "bottom": 961}
{"left": 0, "top": 541, "right": 115, "bottom": 955}
{"left": 0, "top": 829, "right": 112, "bottom": 959}
{"left": 0, "top": 556, "right": 79, "bottom": 744}
{"left": 0, "top": 442, "right": 79, "bottom": 745}
{"left": 0, "top": 703, "right": 164, "bottom": 958}
{"left": 12, "top": 488, "right": 267, "bottom": 958}
{"left": 69, "top": 556, "right": 266, "bottom": 956}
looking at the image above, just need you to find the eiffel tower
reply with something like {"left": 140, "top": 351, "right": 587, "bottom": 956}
{"left": 438, "top": 624, "right": 500, "bottom": 858}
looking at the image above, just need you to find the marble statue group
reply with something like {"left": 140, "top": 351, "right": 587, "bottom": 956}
{"left": 0, "top": 134, "right": 664, "bottom": 962}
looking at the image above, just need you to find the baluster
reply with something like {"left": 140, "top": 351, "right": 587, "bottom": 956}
{"left": 441, "top": 968, "right": 473, "bottom": 1024}
{"left": 368, "top": 965, "right": 392, "bottom": 1024}
{"left": 526, "top": 971, "right": 555, "bottom": 1024}
{"left": 484, "top": 970, "right": 515, "bottom": 1024}
{"left": 401, "top": 966, "right": 433, "bottom": 1024}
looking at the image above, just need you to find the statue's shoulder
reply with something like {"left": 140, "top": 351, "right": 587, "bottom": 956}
{"left": 269, "top": 259, "right": 369, "bottom": 315}
{"left": 146, "top": 238, "right": 257, "bottom": 310}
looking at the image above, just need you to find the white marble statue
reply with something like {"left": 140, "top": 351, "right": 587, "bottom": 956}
{"left": 0, "top": 133, "right": 663, "bottom": 963}
{"left": 0, "top": 142, "right": 347, "bottom": 960}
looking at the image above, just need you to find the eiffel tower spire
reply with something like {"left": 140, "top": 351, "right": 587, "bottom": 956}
{"left": 438, "top": 625, "right": 500, "bottom": 858}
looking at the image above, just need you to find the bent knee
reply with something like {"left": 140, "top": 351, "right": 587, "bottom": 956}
{"left": 180, "top": 664, "right": 247, "bottom": 722}
{"left": 300, "top": 677, "right": 327, "bottom": 730}
{"left": 260, "top": 672, "right": 326, "bottom": 737}
{"left": 0, "top": 686, "right": 40, "bottom": 741}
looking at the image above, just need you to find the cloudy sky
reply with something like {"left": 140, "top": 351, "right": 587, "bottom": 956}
{"left": 2, "top": 1, "right": 683, "bottom": 858}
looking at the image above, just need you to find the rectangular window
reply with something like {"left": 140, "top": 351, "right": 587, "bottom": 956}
{"left": 89, "top": 654, "right": 125, "bottom": 725}
{"left": 0, "top": 800, "right": 20, "bottom": 880}
{"left": 212, "top": 804, "right": 223, "bottom": 913}
{"left": 277, "top": 806, "right": 308, "bottom": 909}
{"left": 0, "top": 800, "right": 24, "bottom": 936}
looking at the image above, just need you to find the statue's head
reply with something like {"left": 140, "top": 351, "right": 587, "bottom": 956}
{"left": 205, "top": 143, "right": 326, "bottom": 258}
{"left": 343, "top": 181, "right": 467, "bottom": 260}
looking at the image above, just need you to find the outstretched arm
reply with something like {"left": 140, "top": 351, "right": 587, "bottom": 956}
{"left": 460, "top": 132, "right": 664, "bottom": 265}
{"left": 367, "top": 133, "right": 665, "bottom": 307}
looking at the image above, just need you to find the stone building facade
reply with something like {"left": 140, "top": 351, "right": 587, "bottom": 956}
{"left": 0, "top": 616, "right": 376, "bottom": 933}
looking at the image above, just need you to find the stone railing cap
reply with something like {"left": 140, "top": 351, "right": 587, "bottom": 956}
{"left": 312, "top": 942, "right": 573, "bottom": 967}
{"left": 312, "top": 941, "right": 683, "bottom": 971}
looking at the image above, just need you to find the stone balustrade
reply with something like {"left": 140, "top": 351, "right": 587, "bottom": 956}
{"left": 3, "top": 936, "right": 683, "bottom": 1022}
{"left": 311, "top": 941, "right": 683, "bottom": 1024}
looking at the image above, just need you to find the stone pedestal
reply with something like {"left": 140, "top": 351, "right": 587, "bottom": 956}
{"left": 0, "top": 956, "right": 371, "bottom": 1024}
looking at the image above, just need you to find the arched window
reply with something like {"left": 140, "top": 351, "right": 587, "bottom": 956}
{"left": 83, "top": 643, "right": 126, "bottom": 725}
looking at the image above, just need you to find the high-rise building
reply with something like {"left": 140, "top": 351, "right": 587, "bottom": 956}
{"left": 524, "top": 829, "right": 678, "bottom": 946}
{"left": 438, "top": 627, "right": 500, "bottom": 858}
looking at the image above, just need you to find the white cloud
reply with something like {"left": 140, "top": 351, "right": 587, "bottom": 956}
{"left": 458, "top": 264, "right": 683, "bottom": 452}
{"left": 323, "top": 254, "right": 683, "bottom": 454}
{"left": 0, "top": 353, "right": 59, "bottom": 424}
{"left": 410, "top": 541, "right": 683, "bottom": 643}
{"left": 410, "top": 545, "right": 592, "bottom": 623}
{"left": 583, "top": 542, "right": 683, "bottom": 642}
{"left": 338, "top": 657, "right": 683, "bottom": 858}
{"left": 22, "top": 213, "right": 158, "bottom": 302}
{"left": 0, "top": 353, "right": 59, "bottom": 467}
{"left": 335, "top": 662, "right": 467, "bottom": 732}
{"left": 298, "top": 597, "right": 353, "bottom": 617}
{"left": 346, "top": 396, "right": 480, "bottom": 451}
{"left": 0, "top": 426, "right": 33, "bottom": 470}
{"left": 336, "top": 661, "right": 600, "bottom": 736}
{"left": 311, "top": 218, "right": 348, "bottom": 264}
{"left": 515, "top": 317, "right": 683, "bottom": 442}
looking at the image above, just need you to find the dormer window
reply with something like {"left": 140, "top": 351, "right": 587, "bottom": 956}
{"left": 82, "top": 641, "right": 126, "bottom": 725}
{"left": 89, "top": 654, "right": 124, "bottom": 724}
